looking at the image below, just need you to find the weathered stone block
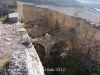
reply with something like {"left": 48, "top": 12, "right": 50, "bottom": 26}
{"left": 9, "top": 13, "right": 19, "bottom": 23}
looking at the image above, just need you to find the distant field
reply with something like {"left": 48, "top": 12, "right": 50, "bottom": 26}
{"left": 17, "top": 1, "right": 34, "bottom": 18}
{"left": 17, "top": 1, "right": 100, "bottom": 24}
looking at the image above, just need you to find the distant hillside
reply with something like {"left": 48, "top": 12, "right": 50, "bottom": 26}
{"left": 18, "top": 0, "right": 82, "bottom": 7}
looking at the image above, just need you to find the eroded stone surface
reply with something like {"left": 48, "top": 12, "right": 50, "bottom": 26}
{"left": 0, "top": 22, "right": 28, "bottom": 56}
{"left": 9, "top": 48, "right": 44, "bottom": 75}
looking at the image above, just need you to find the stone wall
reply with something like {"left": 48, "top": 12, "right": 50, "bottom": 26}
{"left": 23, "top": 5, "right": 50, "bottom": 38}
{"left": 8, "top": 23, "right": 45, "bottom": 75}
{"left": 23, "top": 4, "right": 100, "bottom": 40}
{"left": 0, "top": 0, "right": 17, "bottom": 14}
{"left": 9, "top": 48, "right": 44, "bottom": 75}
{"left": 23, "top": 4, "right": 100, "bottom": 75}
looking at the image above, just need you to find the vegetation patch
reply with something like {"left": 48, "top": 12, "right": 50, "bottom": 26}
{"left": 0, "top": 14, "right": 9, "bottom": 22}
{"left": 0, "top": 56, "right": 10, "bottom": 71}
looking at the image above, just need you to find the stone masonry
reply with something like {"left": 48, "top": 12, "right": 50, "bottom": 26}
{"left": 23, "top": 4, "right": 100, "bottom": 75}
{"left": 0, "top": 0, "right": 17, "bottom": 14}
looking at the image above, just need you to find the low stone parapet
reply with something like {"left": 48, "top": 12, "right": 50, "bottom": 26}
{"left": 9, "top": 48, "right": 44, "bottom": 75}
{"left": 8, "top": 22, "right": 45, "bottom": 75}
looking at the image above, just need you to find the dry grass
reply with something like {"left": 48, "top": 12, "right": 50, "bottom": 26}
{"left": 0, "top": 15, "right": 9, "bottom": 22}
{"left": 0, "top": 56, "right": 10, "bottom": 70}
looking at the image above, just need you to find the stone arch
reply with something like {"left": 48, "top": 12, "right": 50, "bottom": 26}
{"left": 32, "top": 43, "right": 46, "bottom": 62}
{"left": 61, "top": 40, "right": 72, "bottom": 50}
{"left": 50, "top": 40, "right": 72, "bottom": 56}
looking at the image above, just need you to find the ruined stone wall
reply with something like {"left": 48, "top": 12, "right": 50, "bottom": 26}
{"left": 45, "top": 8, "right": 100, "bottom": 41}
{"left": 23, "top": 4, "right": 100, "bottom": 74}
{"left": 23, "top": 5, "right": 50, "bottom": 38}
{"left": 23, "top": 4, "right": 100, "bottom": 40}
{"left": 45, "top": 9, "right": 100, "bottom": 63}
{"left": 0, "top": 0, "right": 17, "bottom": 13}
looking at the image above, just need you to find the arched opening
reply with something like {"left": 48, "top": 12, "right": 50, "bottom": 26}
{"left": 50, "top": 40, "right": 72, "bottom": 56}
{"left": 32, "top": 43, "right": 46, "bottom": 62}
{"left": 42, "top": 40, "right": 90, "bottom": 75}
{"left": 50, "top": 41, "right": 69, "bottom": 56}
{"left": 49, "top": 41, "right": 70, "bottom": 75}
